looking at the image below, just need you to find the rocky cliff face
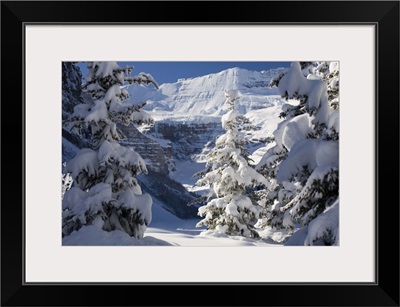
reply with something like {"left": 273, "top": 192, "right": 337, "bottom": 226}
{"left": 118, "top": 124, "right": 174, "bottom": 174}
{"left": 146, "top": 121, "right": 223, "bottom": 160}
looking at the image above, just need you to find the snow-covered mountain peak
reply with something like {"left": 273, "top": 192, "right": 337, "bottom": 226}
{"left": 128, "top": 66, "right": 286, "bottom": 119}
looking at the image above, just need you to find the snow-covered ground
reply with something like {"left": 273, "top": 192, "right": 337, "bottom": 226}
{"left": 63, "top": 197, "right": 283, "bottom": 246}
{"left": 63, "top": 224, "right": 283, "bottom": 246}
{"left": 63, "top": 159, "right": 284, "bottom": 246}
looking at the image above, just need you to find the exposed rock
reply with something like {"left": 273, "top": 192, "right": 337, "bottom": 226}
{"left": 118, "top": 124, "right": 174, "bottom": 174}
{"left": 147, "top": 121, "right": 223, "bottom": 160}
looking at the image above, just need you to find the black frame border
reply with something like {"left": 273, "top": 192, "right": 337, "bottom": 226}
{"left": 1, "top": 1, "right": 399, "bottom": 306}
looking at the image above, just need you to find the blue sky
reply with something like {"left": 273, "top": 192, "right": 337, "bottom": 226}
{"left": 77, "top": 61, "right": 291, "bottom": 85}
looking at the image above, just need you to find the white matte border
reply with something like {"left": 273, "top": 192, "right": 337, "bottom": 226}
{"left": 25, "top": 25, "right": 375, "bottom": 283}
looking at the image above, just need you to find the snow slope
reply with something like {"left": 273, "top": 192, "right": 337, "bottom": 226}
{"left": 129, "top": 67, "right": 285, "bottom": 119}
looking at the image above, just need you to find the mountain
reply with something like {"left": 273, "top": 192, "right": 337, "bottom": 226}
{"left": 127, "top": 67, "right": 287, "bottom": 165}
{"left": 128, "top": 67, "right": 286, "bottom": 118}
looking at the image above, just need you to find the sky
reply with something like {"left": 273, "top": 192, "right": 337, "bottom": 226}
{"left": 77, "top": 61, "right": 291, "bottom": 85}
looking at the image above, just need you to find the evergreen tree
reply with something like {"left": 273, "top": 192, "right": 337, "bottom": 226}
{"left": 257, "top": 62, "right": 339, "bottom": 245}
{"left": 62, "top": 62, "right": 92, "bottom": 162}
{"left": 62, "top": 62, "right": 158, "bottom": 239}
{"left": 194, "top": 90, "right": 268, "bottom": 238}
{"left": 62, "top": 62, "right": 84, "bottom": 119}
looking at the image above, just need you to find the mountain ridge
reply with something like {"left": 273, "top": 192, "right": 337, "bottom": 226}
{"left": 128, "top": 66, "right": 287, "bottom": 118}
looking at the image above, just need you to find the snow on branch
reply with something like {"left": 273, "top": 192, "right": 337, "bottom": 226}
{"left": 278, "top": 62, "right": 329, "bottom": 125}
{"left": 125, "top": 73, "right": 159, "bottom": 90}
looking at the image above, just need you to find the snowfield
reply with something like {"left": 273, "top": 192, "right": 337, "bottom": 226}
{"left": 63, "top": 225, "right": 284, "bottom": 246}
{"left": 63, "top": 199, "right": 283, "bottom": 246}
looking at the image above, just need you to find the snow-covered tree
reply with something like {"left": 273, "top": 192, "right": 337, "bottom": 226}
{"left": 62, "top": 62, "right": 84, "bottom": 119}
{"left": 61, "top": 164, "right": 73, "bottom": 199}
{"left": 194, "top": 90, "right": 269, "bottom": 238}
{"left": 62, "top": 62, "right": 159, "bottom": 239}
{"left": 257, "top": 62, "right": 339, "bottom": 245}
